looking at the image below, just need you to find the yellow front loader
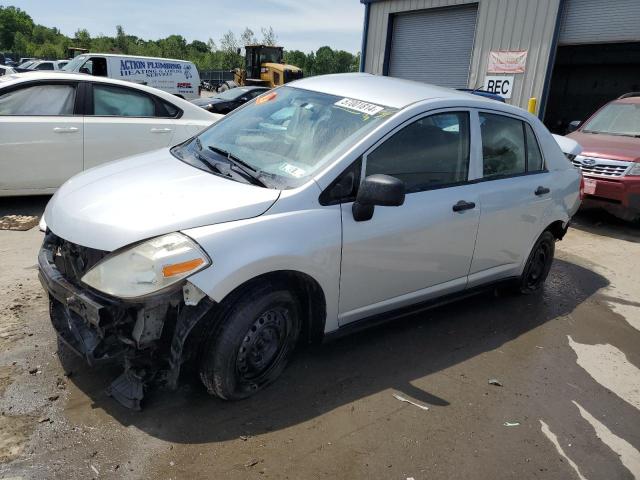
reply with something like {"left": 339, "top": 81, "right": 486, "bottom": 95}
{"left": 232, "top": 45, "right": 303, "bottom": 89}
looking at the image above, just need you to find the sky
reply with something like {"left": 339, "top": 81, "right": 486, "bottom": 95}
{"left": 9, "top": 0, "right": 365, "bottom": 53}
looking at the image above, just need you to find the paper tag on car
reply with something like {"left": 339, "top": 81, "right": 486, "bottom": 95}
{"left": 334, "top": 98, "right": 384, "bottom": 116}
{"left": 280, "top": 163, "right": 306, "bottom": 178}
{"left": 583, "top": 178, "right": 597, "bottom": 195}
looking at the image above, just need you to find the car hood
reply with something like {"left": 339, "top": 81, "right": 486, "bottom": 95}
{"left": 568, "top": 131, "right": 640, "bottom": 162}
{"left": 44, "top": 149, "right": 281, "bottom": 251}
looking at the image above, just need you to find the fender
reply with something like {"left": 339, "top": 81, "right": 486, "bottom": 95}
{"left": 184, "top": 205, "right": 343, "bottom": 333}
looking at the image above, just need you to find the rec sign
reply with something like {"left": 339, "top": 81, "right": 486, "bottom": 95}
{"left": 484, "top": 75, "right": 514, "bottom": 99}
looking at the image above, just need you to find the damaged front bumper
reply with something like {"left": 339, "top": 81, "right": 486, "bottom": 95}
{"left": 38, "top": 231, "right": 215, "bottom": 410}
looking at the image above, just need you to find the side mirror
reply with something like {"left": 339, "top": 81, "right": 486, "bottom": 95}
{"left": 79, "top": 67, "right": 90, "bottom": 74}
{"left": 352, "top": 174, "right": 405, "bottom": 222}
{"left": 567, "top": 120, "right": 581, "bottom": 134}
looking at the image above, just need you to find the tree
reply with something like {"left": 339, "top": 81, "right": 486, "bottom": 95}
{"left": 219, "top": 30, "right": 242, "bottom": 69}
{"left": 0, "top": 6, "right": 34, "bottom": 50}
{"left": 284, "top": 49, "right": 307, "bottom": 71}
{"left": 188, "top": 40, "right": 209, "bottom": 53}
{"left": 261, "top": 26, "right": 277, "bottom": 46}
{"left": 74, "top": 29, "right": 91, "bottom": 49}
{"left": 314, "top": 46, "right": 335, "bottom": 75}
{"left": 240, "top": 28, "right": 257, "bottom": 47}
{"left": 12, "top": 31, "right": 31, "bottom": 56}
{"left": 334, "top": 50, "right": 354, "bottom": 73}
{"left": 35, "top": 42, "right": 63, "bottom": 60}
{"left": 115, "top": 25, "right": 127, "bottom": 53}
{"left": 159, "top": 35, "right": 187, "bottom": 59}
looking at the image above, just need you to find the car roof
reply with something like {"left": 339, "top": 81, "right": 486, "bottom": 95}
{"left": 76, "top": 52, "right": 192, "bottom": 63}
{"left": 289, "top": 73, "right": 495, "bottom": 109}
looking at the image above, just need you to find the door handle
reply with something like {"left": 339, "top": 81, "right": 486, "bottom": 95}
{"left": 452, "top": 200, "right": 476, "bottom": 212}
{"left": 535, "top": 186, "right": 550, "bottom": 196}
{"left": 53, "top": 127, "right": 79, "bottom": 133}
{"left": 150, "top": 127, "right": 172, "bottom": 133}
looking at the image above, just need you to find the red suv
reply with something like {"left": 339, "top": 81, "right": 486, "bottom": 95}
{"left": 567, "top": 93, "right": 640, "bottom": 222}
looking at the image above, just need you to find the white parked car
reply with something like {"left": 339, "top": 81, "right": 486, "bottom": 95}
{"left": 62, "top": 53, "right": 200, "bottom": 100}
{"left": 0, "top": 65, "right": 15, "bottom": 76}
{"left": 38, "top": 73, "right": 581, "bottom": 409}
{"left": 26, "top": 60, "right": 67, "bottom": 71}
{"left": 0, "top": 72, "right": 220, "bottom": 196}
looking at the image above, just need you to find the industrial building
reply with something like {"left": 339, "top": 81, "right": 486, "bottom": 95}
{"left": 359, "top": 0, "right": 640, "bottom": 132}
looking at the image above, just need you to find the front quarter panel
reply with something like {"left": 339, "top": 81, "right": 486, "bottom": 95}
{"left": 183, "top": 188, "right": 342, "bottom": 333}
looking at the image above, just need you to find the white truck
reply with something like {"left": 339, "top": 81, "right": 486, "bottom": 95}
{"left": 62, "top": 53, "right": 200, "bottom": 100}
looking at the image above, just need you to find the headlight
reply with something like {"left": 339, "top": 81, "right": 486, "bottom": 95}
{"left": 81, "top": 232, "right": 210, "bottom": 299}
{"left": 627, "top": 162, "right": 640, "bottom": 176}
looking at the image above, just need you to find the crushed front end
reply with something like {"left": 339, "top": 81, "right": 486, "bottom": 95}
{"left": 38, "top": 231, "right": 214, "bottom": 410}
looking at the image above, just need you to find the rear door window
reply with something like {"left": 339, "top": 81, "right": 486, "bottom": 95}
{"left": 480, "top": 113, "right": 545, "bottom": 177}
{"left": 480, "top": 113, "right": 526, "bottom": 178}
{"left": 91, "top": 84, "right": 155, "bottom": 117}
{"left": 0, "top": 84, "right": 76, "bottom": 115}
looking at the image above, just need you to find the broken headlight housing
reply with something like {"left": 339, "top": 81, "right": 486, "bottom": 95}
{"left": 81, "top": 232, "right": 210, "bottom": 299}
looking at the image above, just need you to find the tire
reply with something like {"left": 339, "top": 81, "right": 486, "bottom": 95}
{"left": 518, "top": 230, "right": 555, "bottom": 294}
{"left": 199, "top": 284, "right": 301, "bottom": 400}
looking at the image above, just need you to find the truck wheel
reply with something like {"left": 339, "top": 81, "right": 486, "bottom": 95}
{"left": 199, "top": 284, "right": 301, "bottom": 400}
{"left": 518, "top": 231, "right": 555, "bottom": 294}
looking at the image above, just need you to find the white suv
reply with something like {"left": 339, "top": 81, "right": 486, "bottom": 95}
{"left": 38, "top": 73, "right": 582, "bottom": 409}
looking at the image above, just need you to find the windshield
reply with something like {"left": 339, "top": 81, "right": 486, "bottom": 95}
{"left": 582, "top": 102, "right": 640, "bottom": 137}
{"left": 259, "top": 48, "right": 282, "bottom": 64}
{"left": 62, "top": 55, "right": 87, "bottom": 71}
{"left": 173, "top": 86, "right": 397, "bottom": 189}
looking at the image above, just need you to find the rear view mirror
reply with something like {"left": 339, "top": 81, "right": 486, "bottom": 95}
{"left": 567, "top": 120, "right": 581, "bottom": 134}
{"left": 352, "top": 174, "right": 405, "bottom": 222}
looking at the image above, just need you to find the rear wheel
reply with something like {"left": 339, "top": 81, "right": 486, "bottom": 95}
{"left": 518, "top": 230, "right": 555, "bottom": 294}
{"left": 199, "top": 284, "right": 301, "bottom": 400}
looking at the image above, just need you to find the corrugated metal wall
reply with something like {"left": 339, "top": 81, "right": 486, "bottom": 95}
{"left": 364, "top": 0, "right": 562, "bottom": 110}
{"left": 559, "top": 0, "right": 640, "bottom": 45}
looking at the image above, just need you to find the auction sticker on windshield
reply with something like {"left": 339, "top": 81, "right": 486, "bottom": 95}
{"left": 335, "top": 98, "right": 384, "bottom": 116}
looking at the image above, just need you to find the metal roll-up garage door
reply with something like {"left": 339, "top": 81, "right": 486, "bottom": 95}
{"left": 559, "top": 0, "right": 640, "bottom": 45}
{"left": 387, "top": 5, "right": 478, "bottom": 88}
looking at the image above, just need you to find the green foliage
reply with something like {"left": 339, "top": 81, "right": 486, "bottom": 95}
{"left": 0, "top": 6, "right": 34, "bottom": 52}
{"left": 284, "top": 47, "right": 360, "bottom": 76}
{"left": 0, "top": 4, "right": 360, "bottom": 75}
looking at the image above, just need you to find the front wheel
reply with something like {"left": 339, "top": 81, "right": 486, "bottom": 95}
{"left": 199, "top": 284, "right": 301, "bottom": 400}
{"left": 518, "top": 230, "right": 555, "bottom": 294}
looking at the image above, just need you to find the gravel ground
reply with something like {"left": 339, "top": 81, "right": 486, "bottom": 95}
{"left": 0, "top": 197, "right": 638, "bottom": 480}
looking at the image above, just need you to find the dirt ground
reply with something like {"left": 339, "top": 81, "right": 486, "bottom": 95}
{"left": 0, "top": 196, "right": 638, "bottom": 480}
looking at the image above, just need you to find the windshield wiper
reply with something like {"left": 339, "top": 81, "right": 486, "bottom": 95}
{"left": 208, "top": 146, "right": 267, "bottom": 188}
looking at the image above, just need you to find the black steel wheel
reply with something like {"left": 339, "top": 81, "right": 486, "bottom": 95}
{"left": 519, "top": 230, "right": 555, "bottom": 294}
{"left": 199, "top": 284, "right": 301, "bottom": 400}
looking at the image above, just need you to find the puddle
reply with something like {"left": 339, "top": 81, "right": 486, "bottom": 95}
{"left": 568, "top": 336, "right": 640, "bottom": 410}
